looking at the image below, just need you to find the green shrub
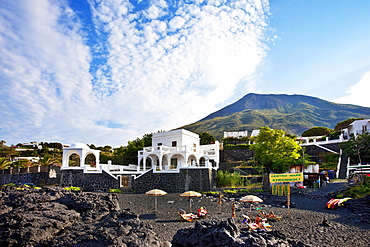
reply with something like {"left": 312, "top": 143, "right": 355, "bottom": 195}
{"left": 108, "top": 188, "right": 122, "bottom": 193}
{"left": 238, "top": 188, "right": 250, "bottom": 193}
{"left": 344, "top": 176, "right": 370, "bottom": 199}
{"left": 223, "top": 189, "right": 238, "bottom": 194}
{"left": 63, "top": 186, "right": 81, "bottom": 191}
{"left": 217, "top": 170, "right": 244, "bottom": 187}
{"left": 344, "top": 185, "right": 370, "bottom": 199}
{"left": 224, "top": 144, "right": 250, "bottom": 150}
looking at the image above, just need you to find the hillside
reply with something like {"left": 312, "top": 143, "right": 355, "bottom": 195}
{"left": 180, "top": 93, "right": 370, "bottom": 140}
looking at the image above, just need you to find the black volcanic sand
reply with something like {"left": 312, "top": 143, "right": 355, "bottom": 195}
{"left": 1, "top": 183, "right": 369, "bottom": 246}
{"left": 117, "top": 188, "right": 370, "bottom": 247}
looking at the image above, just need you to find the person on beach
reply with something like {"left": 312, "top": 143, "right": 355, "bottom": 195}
{"left": 197, "top": 206, "right": 208, "bottom": 218}
{"left": 254, "top": 216, "right": 262, "bottom": 224}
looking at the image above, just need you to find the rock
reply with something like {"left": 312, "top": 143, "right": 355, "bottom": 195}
{"left": 171, "top": 218, "right": 309, "bottom": 247}
{"left": 344, "top": 195, "right": 370, "bottom": 224}
{"left": 0, "top": 185, "right": 159, "bottom": 247}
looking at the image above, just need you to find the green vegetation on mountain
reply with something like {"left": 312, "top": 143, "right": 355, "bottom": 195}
{"left": 181, "top": 93, "right": 370, "bottom": 140}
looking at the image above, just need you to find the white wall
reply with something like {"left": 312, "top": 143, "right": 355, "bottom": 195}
{"left": 152, "top": 129, "right": 199, "bottom": 147}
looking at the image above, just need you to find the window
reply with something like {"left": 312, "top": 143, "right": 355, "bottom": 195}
{"left": 362, "top": 125, "right": 368, "bottom": 133}
{"left": 157, "top": 143, "right": 162, "bottom": 146}
{"left": 172, "top": 141, "right": 177, "bottom": 147}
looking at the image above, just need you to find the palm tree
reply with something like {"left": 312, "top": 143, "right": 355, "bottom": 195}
{"left": 0, "top": 157, "right": 12, "bottom": 170}
{"left": 38, "top": 156, "right": 60, "bottom": 166}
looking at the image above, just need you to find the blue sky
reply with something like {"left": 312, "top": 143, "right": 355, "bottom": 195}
{"left": 1, "top": 0, "right": 370, "bottom": 147}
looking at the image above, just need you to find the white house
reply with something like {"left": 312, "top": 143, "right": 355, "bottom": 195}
{"left": 137, "top": 129, "right": 219, "bottom": 172}
{"left": 224, "top": 130, "right": 248, "bottom": 138}
{"left": 341, "top": 119, "right": 370, "bottom": 139}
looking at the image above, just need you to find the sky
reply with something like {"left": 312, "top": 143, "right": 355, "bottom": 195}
{"left": 1, "top": 0, "right": 370, "bottom": 147}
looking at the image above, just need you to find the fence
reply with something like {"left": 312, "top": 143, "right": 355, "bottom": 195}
{"left": 1, "top": 164, "right": 60, "bottom": 175}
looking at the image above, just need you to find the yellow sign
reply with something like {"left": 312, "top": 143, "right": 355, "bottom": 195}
{"left": 269, "top": 173, "right": 303, "bottom": 183}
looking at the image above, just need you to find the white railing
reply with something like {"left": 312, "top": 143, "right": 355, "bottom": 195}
{"left": 299, "top": 135, "right": 346, "bottom": 146}
{"left": 139, "top": 145, "right": 208, "bottom": 156}
{"left": 62, "top": 162, "right": 139, "bottom": 178}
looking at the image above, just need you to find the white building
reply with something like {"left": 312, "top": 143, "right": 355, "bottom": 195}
{"left": 341, "top": 119, "right": 370, "bottom": 139}
{"left": 223, "top": 130, "right": 248, "bottom": 138}
{"left": 137, "top": 129, "right": 219, "bottom": 172}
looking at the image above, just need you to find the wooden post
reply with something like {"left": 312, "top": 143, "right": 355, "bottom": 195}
{"left": 231, "top": 201, "right": 236, "bottom": 219}
{"left": 218, "top": 193, "right": 223, "bottom": 214}
{"left": 286, "top": 184, "right": 291, "bottom": 217}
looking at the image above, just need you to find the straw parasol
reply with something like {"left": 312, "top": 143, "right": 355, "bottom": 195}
{"left": 179, "top": 191, "right": 202, "bottom": 212}
{"left": 239, "top": 195, "right": 263, "bottom": 212}
{"left": 145, "top": 189, "right": 167, "bottom": 214}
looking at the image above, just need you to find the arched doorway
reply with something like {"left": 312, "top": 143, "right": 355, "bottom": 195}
{"left": 199, "top": 157, "right": 206, "bottom": 166}
{"left": 187, "top": 154, "right": 197, "bottom": 167}
{"left": 139, "top": 157, "right": 153, "bottom": 171}
{"left": 85, "top": 153, "right": 97, "bottom": 167}
{"left": 69, "top": 153, "right": 80, "bottom": 167}
{"left": 170, "top": 154, "right": 185, "bottom": 169}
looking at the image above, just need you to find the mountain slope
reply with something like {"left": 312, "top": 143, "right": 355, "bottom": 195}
{"left": 181, "top": 93, "right": 370, "bottom": 140}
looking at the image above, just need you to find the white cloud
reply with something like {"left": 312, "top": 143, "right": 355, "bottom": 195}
{"left": 0, "top": 0, "right": 270, "bottom": 147}
{"left": 334, "top": 71, "right": 370, "bottom": 107}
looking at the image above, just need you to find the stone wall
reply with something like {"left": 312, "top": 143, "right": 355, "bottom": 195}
{"left": 0, "top": 165, "right": 61, "bottom": 186}
{"left": 59, "top": 169, "right": 120, "bottom": 192}
{"left": 132, "top": 168, "right": 216, "bottom": 193}
{"left": 219, "top": 149, "right": 254, "bottom": 170}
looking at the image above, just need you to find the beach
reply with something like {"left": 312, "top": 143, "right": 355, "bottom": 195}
{"left": 0, "top": 183, "right": 369, "bottom": 246}
{"left": 117, "top": 186, "right": 370, "bottom": 246}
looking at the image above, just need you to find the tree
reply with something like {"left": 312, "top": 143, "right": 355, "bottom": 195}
{"left": 334, "top": 118, "right": 363, "bottom": 132}
{"left": 113, "top": 133, "right": 153, "bottom": 165}
{"left": 0, "top": 157, "right": 12, "bottom": 170}
{"left": 250, "top": 127, "right": 302, "bottom": 173}
{"left": 301, "top": 127, "right": 333, "bottom": 137}
{"left": 340, "top": 132, "right": 370, "bottom": 164}
{"left": 198, "top": 132, "right": 216, "bottom": 145}
{"left": 0, "top": 142, "right": 17, "bottom": 158}
{"left": 38, "top": 155, "right": 60, "bottom": 166}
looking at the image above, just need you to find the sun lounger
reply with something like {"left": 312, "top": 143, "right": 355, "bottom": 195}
{"left": 178, "top": 209, "right": 198, "bottom": 222}
{"left": 260, "top": 211, "right": 282, "bottom": 220}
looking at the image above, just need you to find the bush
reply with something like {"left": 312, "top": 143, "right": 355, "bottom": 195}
{"left": 344, "top": 176, "right": 370, "bottom": 199}
{"left": 224, "top": 144, "right": 250, "bottom": 150}
{"left": 200, "top": 191, "right": 220, "bottom": 195}
{"left": 223, "top": 189, "right": 238, "bottom": 194}
{"left": 109, "top": 188, "right": 122, "bottom": 193}
{"left": 217, "top": 170, "right": 244, "bottom": 187}
{"left": 301, "top": 127, "right": 332, "bottom": 137}
{"left": 63, "top": 186, "right": 80, "bottom": 191}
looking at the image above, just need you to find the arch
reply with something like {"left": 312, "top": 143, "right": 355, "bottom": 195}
{"left": 199, "top": 157, "right": 206, "bottom": 167}
{"left": 187, "top": 154, "right": 197, "bottom": 167}
{"left": 162, "top": 155, "right": 169, "bottom": 170}
{"left": 148, "top": 154, "right": 159, "bottom": 170}
{"left": 85, "top": 153, "right": 97, "bottom": 167}
{"left": 169, "top": 154, "right": 185, "bottom": 169}
{"left": 139, "top": 156, "right": 153, "bottom": 171}
{"left": 69, "top": 153, "right": 80, "bottom": 167}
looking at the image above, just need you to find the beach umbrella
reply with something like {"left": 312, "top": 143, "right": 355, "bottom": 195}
{"left": 239, "top": 195, "right": 263, "bottom": 212}
{"left": 145, "top": 189, "right": 167, "bottom": 214}
{"left": 179, "top": 191, "right": 202, "bottom": 212}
